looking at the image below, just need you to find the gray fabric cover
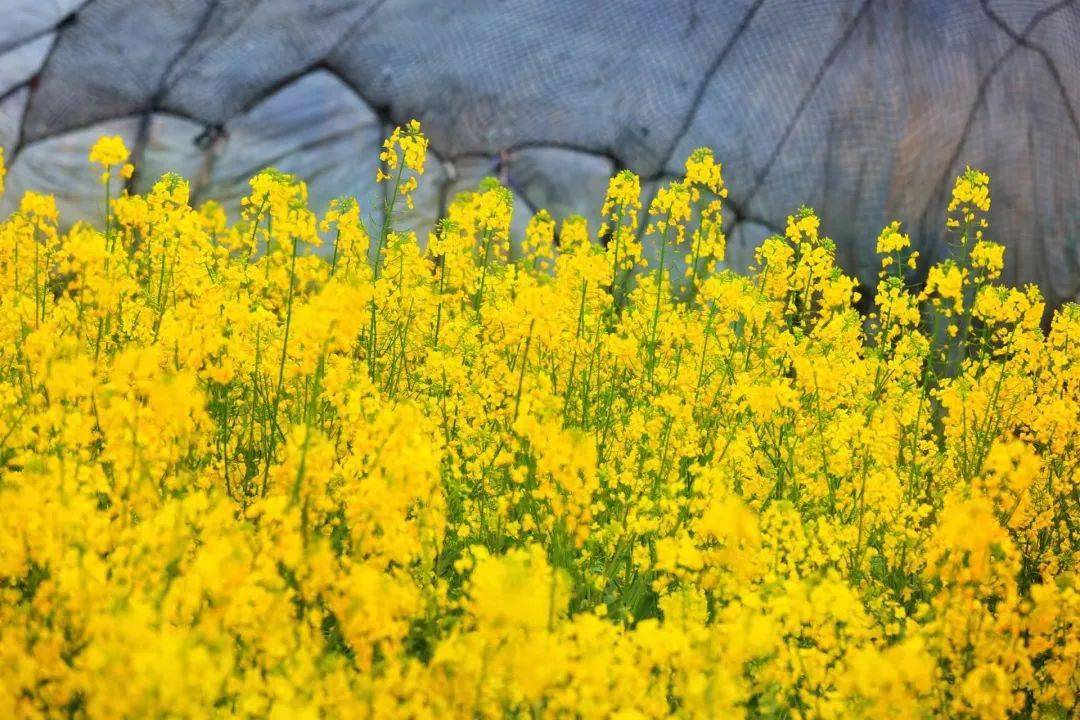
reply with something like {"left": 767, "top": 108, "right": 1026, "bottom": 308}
{"left": 0, "top": 0, "right": 1077, "bottom": 305}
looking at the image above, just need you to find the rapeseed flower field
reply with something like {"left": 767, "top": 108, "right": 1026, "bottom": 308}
{"left": 0, "top": 124, "right": 1076, "bottom": 718}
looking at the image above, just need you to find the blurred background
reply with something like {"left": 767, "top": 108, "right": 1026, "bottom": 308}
{"left": 1, "top": 0, "right": 1078, "bottom": 306}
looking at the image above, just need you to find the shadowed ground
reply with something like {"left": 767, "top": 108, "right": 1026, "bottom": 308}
{"left": 1, "top": 0, "right": 1077, "bottom": 305}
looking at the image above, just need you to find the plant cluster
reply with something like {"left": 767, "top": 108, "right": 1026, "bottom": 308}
{"left": 0, "top": 128, "right": 1076, "bottom": 718}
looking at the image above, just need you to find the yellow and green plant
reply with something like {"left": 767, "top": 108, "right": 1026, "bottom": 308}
{"left": 0, "top": 127, "right": 1075, "bottom": 718}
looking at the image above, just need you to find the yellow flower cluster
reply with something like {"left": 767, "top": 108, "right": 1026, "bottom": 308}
{"left": 377, "top": 119, "right": 428, "bottom": 210}
{"left": 87, "top": 135, "right": 134, "bottom": 183}
{"left": 600, "top": 170, "right": 645, "bottom": 303}
{"left": 0, "top": 124, "right": 1076, "bottom": 719}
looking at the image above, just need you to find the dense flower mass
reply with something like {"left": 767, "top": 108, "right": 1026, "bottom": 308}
{"left": 0, "top": 126, "right": 1076, "bottom": 719}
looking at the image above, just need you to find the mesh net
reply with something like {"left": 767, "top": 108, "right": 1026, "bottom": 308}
{"left": 0, "top": 0, "right": 1077, "bottom": 303}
